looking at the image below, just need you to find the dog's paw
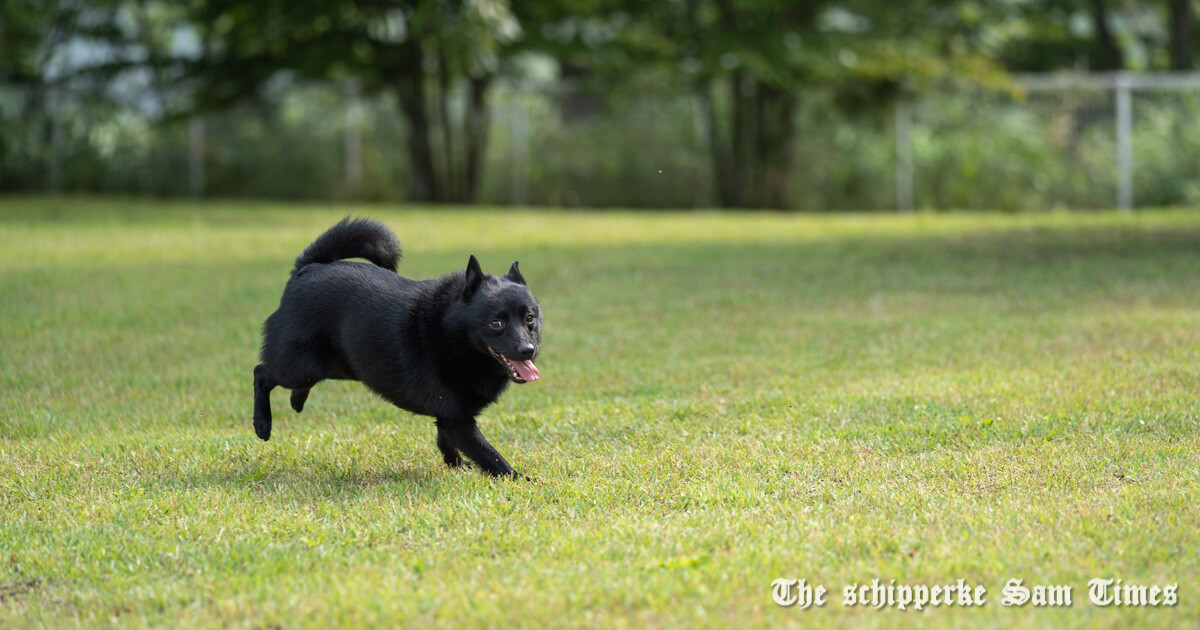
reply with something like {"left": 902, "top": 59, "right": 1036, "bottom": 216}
{"left": 290, "top": 389, "right": 309, "bottom": 413}
{"left": 488, "top": 469, "right": 531, "bottom": 482}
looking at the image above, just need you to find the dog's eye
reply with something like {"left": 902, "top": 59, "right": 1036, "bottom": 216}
{"left": 489, "top": 319, "right": 504, "bottom": 330}
{"left": 524, "top": 313, "right": 537, "bottom": 324}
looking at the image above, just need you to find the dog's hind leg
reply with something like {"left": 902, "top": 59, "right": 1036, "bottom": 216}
{"left": 435, "top": 421, "right": 464, "bottom": 468}
{"left": 438, "top": 416, "right": 517, "bottom": 478}
{"left": 253, "top": 364, "right": 276, "bottom": 441}
{"left": 290, "top": 388, "right": 310, "bottom": 413}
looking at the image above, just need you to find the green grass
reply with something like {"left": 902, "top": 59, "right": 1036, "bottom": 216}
{"left": 1, "top": 197, "right": 1198, "bottom": 628}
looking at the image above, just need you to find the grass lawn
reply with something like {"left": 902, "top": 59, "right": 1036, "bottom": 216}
{"left": 1, "top": 197, "right": 1198, "bottom": 628}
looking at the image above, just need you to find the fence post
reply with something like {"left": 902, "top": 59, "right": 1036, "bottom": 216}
{"left": 1114, "top": 72, "right": 1133, "bottom": 212}
{"left": 894, "top": 96, "right": 914, "bottom": 212}
{"left": 344, "top": 79, "right": 363, "bottom": 200}
{"left": 188, "top": 114, "right": 205, "bottom": 198}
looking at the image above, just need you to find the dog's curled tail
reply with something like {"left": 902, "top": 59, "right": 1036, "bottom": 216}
{"left": 292, "top": 216, "right": 402, "bottom": 274}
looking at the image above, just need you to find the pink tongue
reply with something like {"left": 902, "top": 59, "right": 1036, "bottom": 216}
{"left": 514, "top": 360, "right": 540, "bottom": 382}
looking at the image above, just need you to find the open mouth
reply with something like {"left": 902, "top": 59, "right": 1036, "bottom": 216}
{"left": 487, "top": 346, "right": 540, "bottom": 383}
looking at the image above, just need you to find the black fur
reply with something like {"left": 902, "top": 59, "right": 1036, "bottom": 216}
{"left": 254, "top": 217, "right": 542, "bottom": 478}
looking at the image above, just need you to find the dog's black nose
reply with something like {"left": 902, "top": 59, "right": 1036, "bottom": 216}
{"left": 517, "top": 343, "right": 536, "bottom": 360}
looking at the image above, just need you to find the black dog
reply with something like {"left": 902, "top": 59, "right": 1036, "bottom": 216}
{"left": 253, "top": 217, "right": 541, "bottom": 478}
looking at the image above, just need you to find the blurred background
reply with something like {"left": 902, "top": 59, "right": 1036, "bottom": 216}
{"left": 2, "top": 0, "right": 1199, "bottom": 211}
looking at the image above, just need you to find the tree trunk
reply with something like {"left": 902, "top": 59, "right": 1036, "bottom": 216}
{"left": 1088, "top": 0, "right": 1125, "bottom": 70}
{"left": 717, "top": 76, "right": 797, "bottom": 209}
{"left": 711, "top": 0, "right": 748, "bottom": 208}
{"left": 694, "top": 82, "right": 734, "bottom": 209}
{"left": 463, "top": 75, "right": 491, "bottom": 204}
{"left": 395, "top": 73, "right": 440, "bottom": 203}
{"left": 752, "top": 82, "right": 796, "bottom": 209}
{"left": 391, "top": 39, "right": 440, "bottom": 203}
{"left": 435, "top": 52, "right": 456, "bottom": 201}
{"left": 726, "top": 69, "right": 749, "bottom": 207}
{"left": 391, "top": 39, "right": 492, "bottom": 205}
{"left": 700, "top": 75, "right": 799, "bottom": 210}
{"left": 1169, "top": 0, "right": 1193, "bottom": 70}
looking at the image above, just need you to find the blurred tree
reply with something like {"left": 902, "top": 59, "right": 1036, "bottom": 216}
{"left": 984, "top": 0, "right": 1196, "bottom": 72}
{"left": 517, "top": 0, "right": 1006, "bottom": 209}
{"left": 176, "top": 0, "right": 519, "bottom": 203}
{"left": 1, "top": 2, "right": 56, "bottom": 86}
{"left": 0, "top": 1, "right": 124, "bottom": 190}
{"left": 6, "top": 0, "right": 1197, "bottom": 204}
{"left": 0, "top": 0, "right": 57, "bottom": 190}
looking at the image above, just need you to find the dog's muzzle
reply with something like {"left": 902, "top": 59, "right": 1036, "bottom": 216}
{"left": 487, "top": 346, "right": 540, "bottom": 383}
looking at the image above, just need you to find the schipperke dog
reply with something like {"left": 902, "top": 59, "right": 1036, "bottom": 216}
{"left": 253, "top": 217, "right": 541, "bottom": 478}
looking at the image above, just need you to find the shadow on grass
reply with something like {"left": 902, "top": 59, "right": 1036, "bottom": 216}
{"left": 169, "top": 448, "right": 452, "bottom": 498}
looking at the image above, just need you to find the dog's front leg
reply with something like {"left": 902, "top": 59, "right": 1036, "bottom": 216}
{"left": 438, "top": 416, "right": 518, "bottom": 478}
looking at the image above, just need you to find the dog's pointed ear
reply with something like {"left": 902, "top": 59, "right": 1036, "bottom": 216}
{"left": 463, "top": 254, "right": 484, "bottom": 298}
{"left": 505, "top": 261, "right": 526, "bottom": 285}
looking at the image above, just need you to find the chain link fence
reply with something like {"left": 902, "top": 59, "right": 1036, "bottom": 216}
{"left": 2, "top": 73, "right": 1199, "bottom": 210}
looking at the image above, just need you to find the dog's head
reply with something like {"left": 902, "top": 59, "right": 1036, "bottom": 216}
{"left": 454, "top": 255, "right": 542, "bottom": 383}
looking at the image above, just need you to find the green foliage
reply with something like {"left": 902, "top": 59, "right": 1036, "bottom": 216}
{"left": 9, "top": 78, "right": 1200, "bottom": 210}
{"left": 483, "top": 88, "right": 712, "bottom": 208}
{"left": 1132, "top": 96, "right": 1200, "bottom": 205}
{"left": 1, "top": 200, "right": 1199, "bottom": 626}
{"left": 3, "top": 2, "right": 1200, "bottom": 207}
{"left": 0, "top": 0, "right": 55, "bottom": 83}
{"left": 179, "top": 0, "right": 520, "bottom": 91}
{"left": 11, "top": 81, "right": 1200, "bottom": 210}
{"left": 907, "top": 88, "right": 1200, "bottom": 211}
